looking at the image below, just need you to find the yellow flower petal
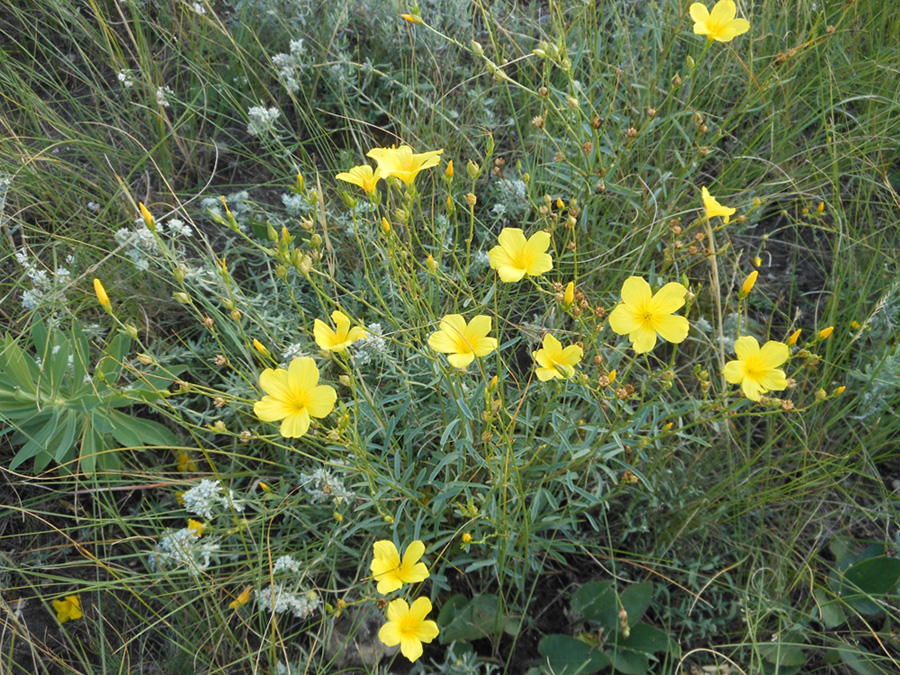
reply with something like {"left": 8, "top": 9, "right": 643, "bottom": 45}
{"left": 654, "top": 314, "right": 690, "bottom": 345}
{"left": 280, "top": 410, "right": 311, "bottom": 438}
{"left": 620, "top": 276, "right": 652, "bottom": 307}
{"left": 651, "top": 282, "right": 687, "bottom": 314}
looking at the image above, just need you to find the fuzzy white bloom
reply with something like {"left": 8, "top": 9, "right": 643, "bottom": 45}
{"left": 190, "top": 1, "right": 206, "bottom": 14}
{"left": 117, "top": 69, "right": 135, "bottom": 88}
{"left": 272, "top": 39, "right": 307, "bottom": 93}
{"left": 182, "top": 479, "right": 243, "bottom": 520}
{"left": 273, "top": 555, "right": 304, "bottom": 575}
{"left": 148, "top": 527, "right": 219, "bottom": 576}
{"left": 256, "top": 583, "right": 320, "bottom": 619}
{"left": 155, "top": 85, "right": 174, "bottom": 107}
{"left": 300, "top": 467, "right": 355, "bottom": 505}
{"left": 247, "top": 106, "right": 281, "bottom": 137}
{"left": 166, "top": 218, "right": 192, "bottom": 237}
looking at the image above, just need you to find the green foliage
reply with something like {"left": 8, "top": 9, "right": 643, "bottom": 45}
{"left": 0, "top": 320, "right": 179, "bottom": 474}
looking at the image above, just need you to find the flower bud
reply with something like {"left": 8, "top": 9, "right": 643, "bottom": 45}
{"left": 445, "top": 160, "right": 453, "bottom": 178}
{"left": 818, "top": 326, "right": 834, "bottom": 340}
{"left": 465, "top": 193, "right": 477, "bottom": 207}
{"left": 834, "top": 386, "right": 846, "bottom": 396}
{"left": 740, "top": 270, "right": 758, "bottom": 297}
{"left": 124, "top": 324, "right": 139, "bottom": 340}
{"left": 93, "top": 278, "right": 110, "bottom": 310}
{"left": 381, "top": 217, "right": 391, "bottom": 234}
{"left": 471, "top": 40, "right": 484, "bottom": 56}
{"left": 139, "top": 202, "right": 155, "bottom": 232}
{"left": 787, "top": 329, "right": 802, "bottom": 346}
{"left": 564, "top": 282, "right": 575, "bottom": 306}
{"left": 173, "top": 292, "right": 191, "bottom": 304}
{"left": 467, "top": 160, "right": 481, "bottom": 180}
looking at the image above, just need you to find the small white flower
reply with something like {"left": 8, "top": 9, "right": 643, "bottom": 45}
{"left": 155, "top": 85, "right": 174, "bottom": 107}
{"left": 247, "top": 106, "right": 281, "bottom": 137}
{"left": 117, "top": 69, "right": 135, "bottom": 88}
{"left": 190, "top": 1, "right": 206, "bottom": 15}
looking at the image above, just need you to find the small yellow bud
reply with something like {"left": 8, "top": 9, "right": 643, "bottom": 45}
{"left": 334, "top": 512, "right": 344, "bottom": 522}
{"left": 752, "top": 256, "right": 762, "bottom": 268}
{"left": 93, "top": 278, "right": 110, "bottom": 309}
{"left": 815, "top": 389, "right": 828, "bottom": 401}
{"left": 564, "top": 281, "right": 575, "bottom": 306}
{"left": 295, "top": 173, "right": 305, "bottom": 192}
{"left": 787, "top": 329, "right": 802, "bottom": 346}
{"left": 462, "top": 532, "right": 473, "bottom": 544}
{"left": 489, "top": 375, "right": 498, "bottom": 390}
{"left": 850, "top": 320, "right": 861, "bottom": 330}
{"left": 253, "top": 339, "right": 270, "bottom": 357}
{"left": 259, "top": 481, "right": 271, "bottom": 493}
{"left": 608, "top": 369, "right": 616, "bottom": 384}
{"left": 400, "top": 13, "right": 423, "bottom": 24}
{"left": 446, "top": 195, "right": 455, "bottom": 213}
{"left": 740, "top": 270, "right": 758, "bottom": 297}
{"left": 556, "top": 198, "right": 565, "bottom": 210}
{"left": 818, "top": 326, "right": 834, "bottom": 340}
{"left": 816, "top": 201, "right": 825, "bottom": 214}
{"left": 426, "top": 254, "right": 438, "bottom": 270}
{"left": 445, "top": 160, "right": 453, "bottom": 178}
{"left": 381, "top": 217, "right": 391, "bottom": 234}
{"left": 663, "top": 422, "right": 673, "bottom": 431}
{"left": 834, "top": 386, "right": 846, "bottom": 396}
{"left": 139, "top": 202, "right": 155, "bottom": 232}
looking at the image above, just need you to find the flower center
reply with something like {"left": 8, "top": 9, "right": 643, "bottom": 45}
{"left": 399, "top": 613, "right": 420, "bottom": 639}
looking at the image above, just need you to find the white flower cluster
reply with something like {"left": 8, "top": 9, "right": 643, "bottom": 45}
{"left": 148, "top": 527, "right": 219, "bottom": 576}
{"left": 189, "top": 1, "right": 206, "bottom": 14}
{"left": 15, "top": 249, "right": 72, "bottom": 310}
{"left": 273, "top": 555, "right": 303, "bottom": 574}
{"left": 281, "top": 192, "right": 310, "bottom": 217}
{"left": 352, "top": 323, "right": 389, "bottom": 365}
{"left": 114, "top": 220, "right": 157, "bottom": 271}
{"left": 155, "top": 85, "right": 174, "bottom": 107}
{"left": 247, "top": 106, "right": 281, "bottom": 137}
{"left": 280, "top": 342, "right": 307, "bottom": 367}
{"left": 182, "top": 479, "right": 243, "bottom": 520}
{"left": 271, "top": 39, "right": 307, "bottom": 93}
{"left": 117, "top": 69, "right": 135, "bottom": 88}
{"left": 299, "top": 467, "right": 355, "bottom": 505}
{"left": 256, "top": 583, "right": 320, "bottom": 619}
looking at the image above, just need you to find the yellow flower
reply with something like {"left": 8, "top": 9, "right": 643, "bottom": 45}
{"left": 723, "top": 336, "right": 789, "bottom": 401}
{"left": 488, "top": 228, "right": 553, "bottom": 282}
{"left": 253, "top": 338, "right": 270, "bottom": 357}
{"left": 690, "top": 1, "right": 750, "bottom": 43}
{"left": 366, "top": 146, "right": 443, "bottom": 186}
{"left": 564, "top": 282, "right": 575, "bottom": 306}
{"left": 381, "top": 217, "right": 392, "bottom": 234}
{"left": 93, "top": 278, "right": 110, "bottom": 309}
{"left": 314, "top": 311, "right": 367, "bottom": 353}
{"left": 253, "top": 357, "right": 337, "bottom": 438}
{"left": 461, "top": 532, "right": 473, "bottom": 544}
{"left": 786, "top": 329, "right": 802, "bottom": 346}
{"left": 187, "top": 519, "right": 206, "bottom": 537}
{"left": 428, "top": 314, "right": 498, "bottom": 369}
{"left": 370, "top": 540, "right": 429, "bottom": 595}
{"left": 335, "top": 164, "right": 383, "bottom": 195}
{"left": 378, "top": 597, "right": 440, "bottom": 663}
{"left": 740, "top": 270, "right": 758, "bottom": 297}
{"left": 701, "top": 186, "right": 736, "bottom": 223}
{"left": 533, "top": 334, "right": 583, "bottom": 381}
{"left": 818, "top": 326, "right": 834, "bottom": 340}
{"left": 52, "top": 595, "right": 82, "bottom": 623}
{"left": 607, "top": 276, "right": 690, "bottom": 354}
{"left": 228, "top": 586, "right": 253, "bottom": 610}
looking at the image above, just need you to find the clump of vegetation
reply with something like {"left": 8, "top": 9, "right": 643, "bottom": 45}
{"left": 2, "top": 1, "right": 899, "bottom": 673}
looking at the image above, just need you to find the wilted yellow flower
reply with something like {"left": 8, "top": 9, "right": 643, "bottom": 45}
{"left": 176, "top": 451, "right": 197, "bottom": 473}
{"left": 370, "top": 540, "right": 429, "bottom": 595}
{"left": 740, "top": 270, "right": 758, "bottom": 297}
{"left": 428, "top": 314, "right": 498, "bottom": 369}
{"left": 253, "top": 357, "right": 337, "bottom": 438}
{"left": 139, "top": 202, "right": 155, "bottom": 231}
{"left": 378, "top": 597, "right": 440, "bottom": 663}
{"left": 701, "top": 186, "right": 736, "bottom": 223}
{"left": 461, "top": 532, "right": 473, "bottom": 544}
{"left": 564, "top": 282, "right": 575, "bottom": 306}
{"left": 335, "top": 164, "right": 383, "bottom": 195}
{"left": 723, "top": 336, "right": 789, "bottom": 401}
{"left": 93, "top": 278, "right": 110, "bottom": 310}
{"left": 787, "top": 329, "right": 802, "bottom": 346}
{"left": 850, "top": 320, "right": 861, "bottom": 331}
{"left": 400, "top": 13, "right": 423, "bottom": 24}
{"left": 690, "top": 1, "right": 750, "bottom": 43}
{"left": 228, "top": 586, "right": 253, "bottom": 610}
{"left": 533, "top": 334, "right": 583, "bottom": 381}
{"left": 187, "top": 519, "right": 206, "bottom": 537}
{"left": 488, "top": 228, "right": 553, "bottom": 282}
{"left": 818, "top": 326, "right": 834, "bottom": 340}
{"left": 367, "top": 146, "right": 443, "bottom": 186}
{"left": 52, "top": 595, "right": 82, "bottom": 623}
{"left": 608, "top": 276, "right": 690, "bottom": 354}
{"left": 314, "top": 310, "right": 366, "bottom": 353}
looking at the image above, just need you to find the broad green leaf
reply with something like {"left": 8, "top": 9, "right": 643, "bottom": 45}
{"left": 10, "top": 410, "right": 59, "bottom": 470}
{"left": 439, "top": 594, "right": 503, "bottom": 643}
{"left": 537, "top": 635, "right": 609, "bottom": 675}
{"left": 1, "top": 335, "right": 37, "bottom": 393}
{"left": 604, "top": 647, "right": 650, "bottom": 674}
{"left": 838, "top": 646, "right": 888, "bottom": 675}
{"left": 619, "top": 623, "right": 670, "bottom": 655}
{"left": 813, "top": 588, "right": 847, "bottom": 629}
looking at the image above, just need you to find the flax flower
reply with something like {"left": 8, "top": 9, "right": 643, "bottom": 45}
{"left": 690, "top": 1, "right": 750, "bottom": 43}
{"left": 428, "top": 314, "right": 498, "bottom": 369}
{"left": 533, "top": 334, "right": 583, "bottom": 381}
{"left": 701, "top": 187, "right": 736, "bottom": 223}
{"left": 367, "top": 146, "right": 443, "bottom": 186}
{"left": 253, "top": 357, "right": 337, "bottom": 438}
{"left": 723, "top": 336, "right": 789, "bottom": 401}
{"left": 93, "top": 278, "right": 110, "bottom": 309}
{"left": 488, "top": 228, "right": 553, "bottom": 282}
{"left": 378, "top": 597, "right": 440, "bottom": 662}
{"left": 608, "top": 276, "right": 690, "bottom": 354}
{"left": 314, "top": 310, "right": 366, "bottom": 353}
{"left": 52, "top": 595, "right": 82, "bottom": 623}
{"left": 335, "top": 164, "right": 383, "bottom": 195}
{"left": 370, "top": 540, "right": 429, "bottom": 595}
